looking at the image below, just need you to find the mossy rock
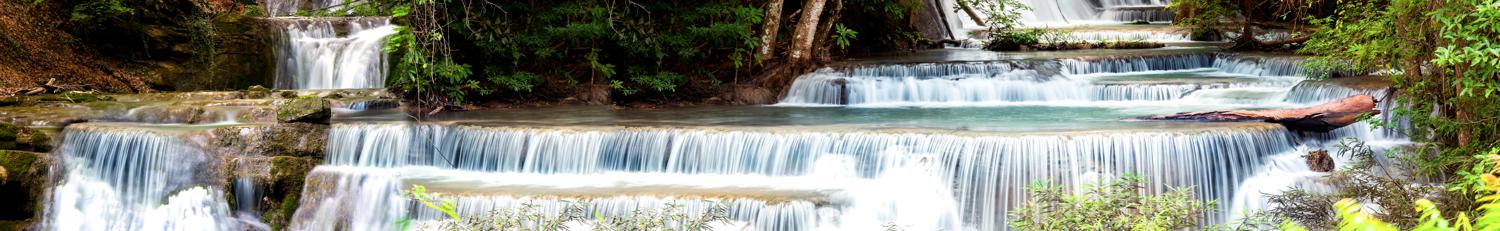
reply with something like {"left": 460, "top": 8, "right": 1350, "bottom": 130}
{"left": 0, "top": 151, "right": 49, "bottom": 224}
{"left": 0, "top": 123, "right": 51, "bottom": 152}
{"left": 211, "top": 123, "right": 327, "bottom": 158}
{"left": 35, "top": 91, "right": 114, "bottom": 103}
{"left": 1189, "top": 28, "right": 1224, "bottom": 42}
{"left": 275, "top": 96, "right": 331, "bottom": 124}
{"left": 246, "top": 85, "right": 272, "bottom": 99}
{"left": 266, "top": 156, "right": 316, "bottom": 230}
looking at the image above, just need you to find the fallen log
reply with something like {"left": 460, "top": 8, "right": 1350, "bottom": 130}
{"left": 1142, "top": 95, "right": 1380, "bottom": 132}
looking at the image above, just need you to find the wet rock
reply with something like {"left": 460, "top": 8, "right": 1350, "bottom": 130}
{"left": 0, "top": 123, "right": 50, "bottom": 152}
{"left": 38, "top": 91, "right": 113, "bottom": 103}
{"left": 727, "top": 86, "right": 776, "bottom": 105}
{"left": 0, "top": 151, "right": 49, "bottom": 227}
{"left": 1190, "top": 28, "right": 1223, "bottom": 42}
{"left": 317, "top": 91, "right": 344, "bottom": 99}
{"left": 0, "top": 97, "right": 22, "bottom": 107}
{"left": 265, "top": 156, "right": 316, "bottom": 229}
{"left": 275, "top": 96, "right": 330, "bottom": 124}
{"left": 210, "top": 123, "right": 327, "bottom": 158}
{"left": 276, "top": 91, "right": 298, "bottom": 99}
{"left": 1306, "top": 149, "right": 1334, "bottom": 172}
{"left": 246, "top": 85, "right": 271, "bottom": 99}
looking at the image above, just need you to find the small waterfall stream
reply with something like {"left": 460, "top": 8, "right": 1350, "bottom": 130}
{"left": 44, "top": 124, "right": 237, "bottom": 231}
{"left": 781, "top": 54, "right": 1308, "bottom": 106}
{"left": 940, "top": 0, "right": 1176, "bottom": 40}
{"left": 270, "top": 18, "right": 396, "bottom": 90}
{"left": 291, "top": 123, "right": 1297, "bottom": 230}
{"left": 263, "top": 0, "right": 395, "bottom": 90}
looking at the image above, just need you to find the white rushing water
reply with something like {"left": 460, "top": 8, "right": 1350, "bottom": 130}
{"left": 780, "top": 54, "right": 1308, "bottom": 106}
{"left": 289, "top": 123, "right": 1299, "bottom": 230}
{"left": 272, "top": 18, "right": 396, "bottom": 90}
{"left": 43, "top": 124, "right": 238, "bottom": 231}
{"left": 260, "top": 0, "right": 364, "bottom": 17}
{"left": 940, "top": 0, "right": 1175, "bottom": 39}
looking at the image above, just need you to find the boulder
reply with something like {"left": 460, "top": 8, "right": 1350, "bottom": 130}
{"left": 246, "top": 85, "right": 271, "bottom": 99}
{"left": 210, "top": 123, "right": 327, "bottom": 158}
{"left": 265, "top": 156, "right": 316, "bottom": 229}
{"left": 275, "top": 96, "right": 330, "bottom": 124}
{"left": 1306, "top": 149, "right": 1334, "bottom": 172}
{"left": 0, "top": 151, "right": 49, "bottom": 228}
{"left": 0, "top": 123, "right": 50, "bottom": 152}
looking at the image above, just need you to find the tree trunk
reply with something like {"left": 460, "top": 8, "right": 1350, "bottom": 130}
{"left": 757, "top": 0, "right": 785, "bottom": 61}
{"left": 813, "top": 0, "right": 844, "bottom": 62}
{"left": 1143, "top": 95, "right": 1381, "bottom": 132}
{"left": 788, "top": 0, "right": 828, "bottom": 63}
{"left": 956, "top": 0, "right": 985, "bottom": 26}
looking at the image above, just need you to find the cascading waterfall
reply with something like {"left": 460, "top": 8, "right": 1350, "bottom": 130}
{"left": 260, "top": 0, "right": 362, "bottom": 17}
{"left": 1053, "top": 31, "right": 1191, "bottom": 42}
{"left": 270, "top": 18, "right": 396, "bottom": 89}
{"left": 780, "top": 54, "right": 1309, "bottom": 106}
{"left": 939, "top": 0, "right": 1175, "bottom": 39}
{"left": 43, "top": 123, "right": 237, "bottom": 231}
{"left": 292, "top": 123, "right": 1297, "bottom": 230}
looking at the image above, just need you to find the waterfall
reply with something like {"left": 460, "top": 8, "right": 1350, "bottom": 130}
{"left": 1055, "top": 31, "right": 1191, "bottom": 42}
{"left": 939, "top": 0, "right": 1175, "bottom": 37}
{"left": 270, "top": 18, "right": 396, "bottom": 90}
{"left": 260, "top": 0, "right": 364, "bottom": 17}
{"left": 780, "top": 54, "right": 1310, "bottom": 106}
{"left": 43, "top": 123, "right": 237, "bottom": 231}
{"left": 294, "top": 122, "right": 1297, "bottom": 230}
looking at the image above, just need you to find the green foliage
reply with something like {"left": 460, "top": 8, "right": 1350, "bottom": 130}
{"left": 433, "top": 1, "right": 763, "bottom": 102}
{"left": 840, "top": 0, "right": 930, "bottom": 52}
{"left": 1008, "top": 175, "right": 1213, "bottom": 230}
{"left": 1287, "top": 148, "right": 1500, "bottom": 231}
{"left": 404, "top": 185, "right": 731, "bottom": 231}
{"left": 957, "top": 0, "right": 1028, "bottom": 31}
{"left": 1266, "top": 139, "right": 1465, "bottom": 229}
{"left": 628, "top": 69, "right": 686, "bottom": 93}
{"left": 243, "top": 4, "right": 265, "bottom": 17}
{"left": 1297, "top": 0, "right": 1500, "bottom": 212}
{"left": 832, "top": 24, "right": 858, "bottom": 51}
{"left": 483, "top": 69, "right": 544, "bottom": 93}
{"left": 1166, "top": 0, "right": 1235, "bottom": 31}
{"left": 68, "top": 0, "right": 134, "bottom": 32}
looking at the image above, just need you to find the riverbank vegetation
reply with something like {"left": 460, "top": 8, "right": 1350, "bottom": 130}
{"left": 1160, "top": 0, "right": 1500, "bottom": 229}
{"left": 375, "top": 0, "right": 937, "bottom": 108}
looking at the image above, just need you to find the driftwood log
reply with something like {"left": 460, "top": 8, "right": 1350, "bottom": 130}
{"left": 1143, "top": 95, "right": 1379, "bottom": 132}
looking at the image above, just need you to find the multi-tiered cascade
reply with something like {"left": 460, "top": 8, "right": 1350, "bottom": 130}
{"left": 264, "top": 0, "right": 396, "bottom": 89}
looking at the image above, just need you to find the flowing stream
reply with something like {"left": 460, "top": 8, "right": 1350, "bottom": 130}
{"left": 264, "top": 0, "right": 396, "bottom": 90}
{"left": 32, "top": 1, "right": 1414, "bottom": 230}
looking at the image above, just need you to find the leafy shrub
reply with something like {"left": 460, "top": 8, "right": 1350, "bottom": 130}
{"left": 1285, "top": 148, "right": 1500, "bottom": 231}
{"left": 404, "top": 185, "right": 732, "bottom": 230}
{"left": 1008, "top": 175, "right": 1213, "bottom": 230}
{"left": 831, "top": 24, "right": 858, "bottom": 51}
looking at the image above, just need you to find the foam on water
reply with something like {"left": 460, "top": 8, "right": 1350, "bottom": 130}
{"left": 780, "top": 54, "right": 1311, "bottom": 106}
{"left": 43, "top": 124, "right": 237, "bottom": 231}
{"left": 271, "top": 18, "right": 396, "bottom": 89}
{"left": 294, "top": 122, "right": 1299, "bottom": 230}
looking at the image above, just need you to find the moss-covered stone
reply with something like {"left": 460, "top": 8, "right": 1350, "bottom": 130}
{"left": 0, "top": 123, "right": 51, "bottom": 152}
{"left": 210, "top": 123, "right": 327, "bottom": 158}
{"left": 1189, "top": 28, "right": 1224, "bottom": 42}
{"left": 34, "top": 91, "right": 114, "bottom": 103}
{"left": 246, "top": 85, "right": 272, "bottom": 99}
{"left": 266, "top": 156, "right": 315, "bottom": 230}
{"left": 275, "top": 96, "right": 330, "bottom": 124}
{"left": 0, "top": 151, "right": 49, "bottom": 225}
